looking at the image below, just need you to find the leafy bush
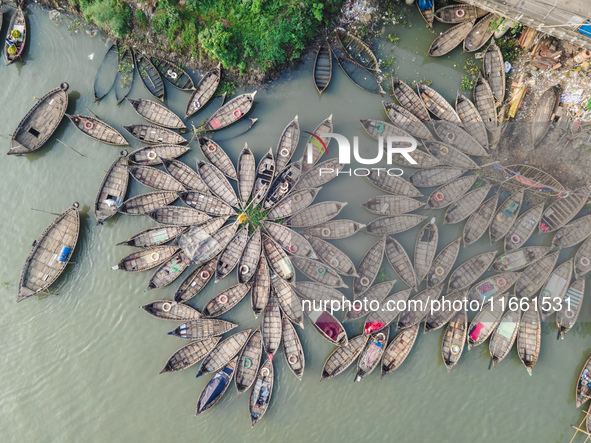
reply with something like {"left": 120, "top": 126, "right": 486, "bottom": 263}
{"left": 81, "top": 0, "right": 132, "bottom": 38}
{"left": 136, "top": 9, "right": 148, "bottom": 31}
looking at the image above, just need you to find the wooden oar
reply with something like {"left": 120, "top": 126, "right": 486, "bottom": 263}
{"left": 56, "top": 139, "right": 85, "bottom": 157}
{"left": 31, "top": 208, "right": 60, "bottom": 216}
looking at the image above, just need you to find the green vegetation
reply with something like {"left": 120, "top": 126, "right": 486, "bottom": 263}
{"left": 460, "top": 57, "right": 480, "bottom": 90}
{"left": 216, "top": 78, "right": 238, "bottom": 98}
{"left": 376, "top": 266, "right": 389, "bottom": 283}
{"left": 135, "top": 9, "right": 148, "bottom": 31}
{"left": 386, "top": 33, "right": 400, "bottom": 45}
{"left": 241, "top": 201, "right": 279, "bottom": 235}
{"left": 496, "top": 37, "right": 522, "bottom": 64}
{"left": 80, "top": 0, "right": 133, "bottom": 38}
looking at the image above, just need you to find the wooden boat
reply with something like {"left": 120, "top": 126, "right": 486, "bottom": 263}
{"left": 417, "top": 84, "right": 461, "bottom": 123}
{"left": 301, "top": 115, "right": 333, "bottom": 173}
{"left": 553, "top": 215, "right": 591, "bottom": 249}
{"left": 473, "top": 74, "right": 497, "bottom": 133}
{"left": 302, "top": 235, "right": 356, "bottom": 277}
{"left": 67, "top": 114, "right": 128, "bottom": 146}
{"left": 146, "top": 250, "right": 191, "bottom": 290}
{"left": 414, "top": 219, "right": 438, "bottom": 283}
{"left": 294, "top": 281, "right": 344, "bottom": 304}
{"left": 504, "top": 203, "right": 544, "bottom": 252}
{"left": 335, "top": 57, "right": 385, "bottom": 94}
{"left": 249, "top": 358, "right": 274, "bottom": 428}
{"left": 354, "top": 236, "right": 386, "bottom": 297}
{"left": 367, "top": 169, "right": 422, "bottom": 197}
{"left": 304, "top": 305, "right": 348, "bottom": 346}
{"left": 576, "top": 356, "right": 591, "bottom": 408}
{"left": 575, "top": 236, "right": 591, "bottom": 279}
{"left": 159, "top": 337, "right": 220, "bottom": 374}
{"left": 531, "top": 86, "right": 561, "bottom": 146}
{"left": 392, "top": 78, "right": 430, "bottom": 122}
{"left": 141, "top": 300, "right": 201, "bottom": 322}
{"left": 266, "top": 188, "right": 319, "bottom": 221}
{"left": 514, "top": 251, "right": 559, "bottom": 300}
{"left": 113, "top": 48, "right": 134, "bottom": 104}
{"left": 381, "top": 324, "right": 419, "bottom": 377}
{"left": 540, "top": 186, "right": 591, "bottom": 233}
{"left": 199, "top": 137, "right": 237, "bottom": 181}
{"left": 538, "top": 259, "right": 572, "bottom": 321}
{"left": 393, "top": 148, "right": 442, "bottom": 170}
{"left": 262, "top": 234, "right": 295, "bottom": 283}
{"left": 483, "top": 39, "right": 506, "bottom": 105}
{"left": 187, "top": 222, "right": 237, "bottom": 266}
{"left": 428, "top": 20, "right": 475, "bottom": 57}
{"left": 314, "top": 40, "right": 332, "bottom": 94}
{"left": 93, "top": 44, "right": 117, "bottom": 101}
{"left": 147, "top": 206, "right": 211, "bottom": 226}
{"left": 463, "top": 14, "right": 496, "bottom": 52}
{"left": 409, "top": 167, "right": 466, "bottom": 188}
{"left": 424, "top": 141, "right": 480, "bottom": 169}
{"left": 169, "top": 319, "right": 237, "bottom": 339}
{"left": 294, "top": 158, "right": 344, "bottom": 191}
{"left": 489, "top": 190, "right": 525, "bottom": 244}
{"left": 292, "top": 256, "right": 347, "bottom": 288}
{"left": 263, "top": 161, "right": 303, "bottom": 210}
{"left": 355, "top": 327, "right": 389, "bottom": 382}
{"left": 196, "top": 160, "right": 239, "bottom": 207}
{"left": 362, "top": 195, "right": 424, "bottom": 216}
{"left": 135, "top": 53, "right": 165, "bottom": 101}
{"left": 385, "top": 237, "right": 416, "bottom": 288}
{"left": 17, "top": 204, "right": 80, "bottom": 303}
{"left": 117, "top": 225, "right": 185, "bottom": 248}
{"left": 344, "top": 281, "right": 394, "bottom": 322}
{"left": 185, "top": 63, "right": 221, "bottom": 118}
{"left": 126, "top": 98, "right": 185, "bottom": 129}
{"left": 251, "top": 257, "right": 271, "bottom": 317}
{"left": 237, "top": 144, "right": 256, "bottom": 206}
{"left": 492, "top": 246, "right": 550, "bottom": 272}
{"left": 321, "top": 335, "right": 368, "bottom": 381}
{"left": 180, "top": 191, "right": 235, "bottom": 216}
{"left": 270, "top": 275, "right": 302, "bottom": 327}
{"left": 202, "top": 283, "right": 251, "bottom": 318}
{"left": 455, "top": 93, "right": 488, "bottom": 148}
{"left": 417, "top": 0, "right": 435, "bottom": 28}
{"left": 441, "top": 309, "right": 467, "bottom": 372}
{"left": 382, "top": 101, "right": 433, "bottom": 140}
{"left": 398, "top": 285, "right": 444, "bottom": 329}
{"left": 424, "top": 288, "right": 468, "bottom": 334}
{"left": 5, "top": 7, "right": 26, "bottom": 65}
{"left": 287, "top": 201, "right": 346, "bottom": 228}
{"left": 94, "top": 152, "right": 129, "bottom": 224}
{"left": 557, "top": 277, "right": 585, "bottom": 339}
{"left": 162, "top": 159, "right": 208, "bottom": 193}
{"left": 150, "top": 55, "right": 194, "bottom": 90}
{"left": 364, "top": 289, "right": 412, "bottom": 335}
{"left": 503, "top": 164, "right": 565, "bottom": 193}
{"left": 252, "top": 149, "right": 276, "bottom": 205}
{"left": 113, "top": 245, "right": 178, "bottom": 272}
{"left": 8, "top": 83, "right": 69, "bottom": 155}
{"left": 468, "top": 272, "right": 520, "bottom": 304}
{"left": 433, "top": 121, "right": 488, "bottom": 156}
{"left": 444, "top": 184, "right": 492, "bottom": 225}
{"left": 360, "top": 118, "right": 413, "bottom": 141}
{"left": 517, "top": 303, "right": 541, "bottom": 375}
{"left": 127, "top": 165, "right": 185, "bottom": 192}
{"left": 123, "top": 124, "right": 186, "bottom": 145}
{"left": 489, "top": 309, "right": 521, "bottom": 368}
{"left": 238, "top": 228, "right": 262, "bottom": 284}
{"left": 196, "top": 329, "right": 252, "bottom": 378}
{"left": 127, "top": 144, "right": 189, "bottom": 166}
{"left": 335, "top": 27, "right": 379, "bottom": 71}
{"left": 364, "top": 214, "right": 426, "bottom": 236}
{"left": 301, "top": 220, "right": 365, "bottom": 240}
{"left": 426, "top": 175, "right": 477, "bottom": 209}
{"left": 195, "top": 357, "right": 237, "bottom": 415}
{"left": 426, "top": 239, "right": 461, "bottom": 287}
{"left": 215, "top": 228, "right": 249, "bottom": 281}
{"left": 117, "top": 191, "right": 178, "bottom": 216}
{"left": 435, "top": 5, "right": 487, "bottom": 23}
{"left": 262, "top": 221, "right": 316, "bottom": 259}
{"left": 448, "top": 251, "right": 497, "bottom": 290}
{"left": 235, "top": 328, "right": 263, "bottom": 395}
{"left": 467, "top": 293, "right": 507, "bottom": 349}
{"left": 463, "top": 195, "right": 497, "bottom": 246}
{"left": 275, "top": 117, "right": 301, "bottom": 172}
{"left": 203, "top": 92, "right": 256, "bottom": 131}
{"left": 281, "top": 314, "right": 305, "bottom": 379}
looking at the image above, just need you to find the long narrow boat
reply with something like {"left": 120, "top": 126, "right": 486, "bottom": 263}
{"left": 150, "top": 55, "right": 195, "bottom": 90}
{"left": 294, "top": 281, "right": 344, "bottom": 304}
{"left": 414, "top": 219, "right": 439, "bottom": 283}
{"left": 428, "top": 20, "right": 475, "bottom": 57}
{"left": 435, "top": 5, "right": 487, "bottom": 23}
{"left": 263, "top": 221, "right": 316, "bottom": 259}
{"left": 275, "top": 116, "right": 301, "bottom": 172}
{"left": 362, "top": 195, "right": 425, "bottom": 216}
{"left": 441, "top": 309, "right": 467, "bottom": 372}
{"left": 146, "top": 250, "right": 191, "bottom": 290}
{"left": 514, "top": 251, "right": 559, "bottom": 300}
{"left": 489, "top": 190, "right": 525, "bottom": 244}
{"left": 355, "top": 328, "right": 389, "bottom": 382}
{"left": 335, "top": 57, "right": 385, "bottom": 94}
{"left": 504, "top": 203, "right": 544, "bottom": 252}
{"left": 123, "top": 124, "right": 186, "bottom": 145}
{"left": 127, "top": 165, "right": 185, "bottom": 192}
{"left": 385, "top": 237, "right": 416, "bottom": 288}
{"left": 215, "top": 228, "right": 249, "bottom": 281}
{"left": 424, "top": 288, "right": 468, "bottom": 334}
{"left": 463, "top": 195, "right": 497, "bottom": 246}
{"left": 249, "top": 358, "right": 274, "bottom": 428}
{"left": 126, "top": 98, "right": 185, "bottom": 129}
{"left": 426, "top": 239, "right": 461, "bottom": 287}
{"left": 540, "top": 186, "right": 591, "bottom": 233}
{"left": 235, "top": 328, "right": 263, "bottom": 396}
{"left": 141, "top": 300, "right": 201, "bottom": 322}
{"left": 353, "top": 236, "right": 386, "bottom": 297}
{"left": 381, "top": 324, "right": 419, "bottom": 377}
{"left": 575, "top": 236, "right": 591, "bottom": 279}
{"left": 492, "top": 246, "right": 550, "bottom": 271}
{"left": 180, "top": 191, "right": 235, "bottom": 216}
{"left": 287, "top": 201, "right": 347, "bottom": 228}
{"left": 360, "top": 118, "right": 413, "bottom": 141}
{"left": 262, "top": 234, "right": 295, "bottom": 283}
{"left": 270, "top": 273, "right": 303, "bottom": 327}
{"left": 252, "top": 149, "right": 275, "bottom": 205}
{"left": 392, "top": 78, "right": 430, "bottom": 122}
{"left": 185, "top": 63, "right": 221, "bottom": 119}
{"left": 334, "top": 27, "right": 379, "bottom": 71}
{"left": 424, "top": 141, "right": 480, "bottom": 169}
{"left": 557, "top": 277, "right": 585, "bottom": 339}
{"left": 489, "top": 309, "right": 521, "bottom": 368}
{"left": 196, "top": 160, "right": 239, "bottom": 207}
{"left": 117, "top": 191, "right": 178, "bottom": 216}
{"left": 313, "top": 40, "right": 332, "bottom": 94}
{"left": 503, "top": 164, "right": 565, "bottom": 192}
{"left": 455, "top": 92, "right": 488, "bottom": 148}
{"left": 263, "top": 161, "right": 302, "bottom": 210}
{"left": 17, "top": 204, "right": 80, "bottom": 303}
{"left": 409, "top": 167, "right": 466, "bottom": 188}
{"left": 114, "top": 48, "right": 134, "bottom": 104}
{"left": 93, "top": 44, "right": 117, "bottom": 101}
{"left": 463, "top": 14, "right": 496, "bottom": 52}
{"left": 538, "top": 259, "right": 572, "bottom": 321}
{"left": 294, "top": 158, "right": 344, "bottom": 191}
{"left": 265, "top": 188, "right": 319, "bottom": 220}
{"left": 576, "top": 356, "right": 591, "bottom": 408}
{"left": 199, "top": 137, "right": 237, "bottom": 180}
{"left": 444, "top": 184, "right": 492, "bottom": 225}
{"left": 382, "top": 101, "right": 433, "bottom": 140}
{"left": 202, "top": 283, "right": 251, "bottom": 318}
{"left": 174, "top": 258, "right": 216, "bottom": 303}
{"left": 473, "top": 74, "right": 497, "bottom": 133}
{"left": 448, "top": 251, "right": 497, "bottom": 291}
{"left": 127, "top": 144, "right": 189, "bottom": 166}
{"left": 169, "top": 319, "right": 236, "bottom": 340}
{"left": 344, "top": 281, "right": 394, "bottom": 322}
{"left": 417, "top": 0, "right": 435, "bottom": 27}
{"left": 364, "top": 289, "right": 412, "bottom": 335}
{"left": 321, "top": 335, "right": 368, "bottom": 381}
{"left": 180, "top": 219, "right": 235, "bottom": 265}
{"left": 159, "top": 337, "right": 220, "bottom": 374}
{"left": 468, "top": 272, "right": 520, "bottom": 304}
{"left": 398, "top": 285, "right": 443, "bottom": 329}
{"left": 94, "top": 152, "right": 129, "bottom": 224}
{"left": 483, "top": 39, "right": 506, "bottom": 105}
{"left": 196, "top": 329, "right": 252, "bottom": 378}
{"left": 203, "top": 92, "right": 256, "bottom": 131}
{"left": 467, "top": 294, "right": 507, "bottom": 349}
{"left": 147, "top": 206, "right": 210, "bottom": 226}
{"left": 195, "top": 358, "right": 237, "bottom": 415}
{"left": 117, "top": 225, "right": 185, "bottom": 248}
{"left": 393, "top": 148, "right": 442, "bottom": 169}
{"left": 292, "top": 256, "right": 347, "bottom": 288}
{"left": 5, "top": 7, "right": 26, "bottom": 65}
{"left": 8, "top": 83, "right": 69, "bottom": 155}
{"left": 417, "top": 84, "right": 461, "bottom": 123}
{"left": 301, "top": 114, "right": 333, "bottom": 173}
{"left": 251, "top": 257, "right": 271, "bottom": 317}
{"left": 237, "top": 144, "right": 256, "bottom": 206}
{"left": 67, "top": 114, "right": 128, "bottom": 146}
{"left": 238, "top": 228, "right": 262, "bottom": 284}
{"left": 531, "top": 86, "right": 561, "bottom": 146}
{"left": 304, "top": 306, "right": 348, "bottom": 346}
{"left": 135, "top": 52, "right": 165, "bottom": 101}
{"left": 113, "top": 245, "right": 178, "bottom": 272}
{"left": 281, "top": 314, "right": 305, "bottom": 379}
{"left": 553, "top": 215, "right": 591, "bottom": 249}
{"left": 367, "top": 169, "right": 422, "bottom": 197}
{"left": 434, "top": 122, "right": 487, "bottom": 158}
{"left": 517, "top": 303, "right": 541, "bottom": 375}
{"left": 162, "top": 159, "right": 208, "bottom": 192}
{"left": 301, "top": 220, "right": 365, "bottom": 240}
{"left": 364, "top": 214, "right": 426, "bottom": 236}
{"left": 426, "top": 175, "right": 477, "bottom": 209}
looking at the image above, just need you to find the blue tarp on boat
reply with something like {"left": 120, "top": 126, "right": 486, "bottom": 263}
{"left": 578, "top": 22, "right": 591, "bottom": 38}
{"left": 417, "top": 0, "right": 434, "bottom": 10}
